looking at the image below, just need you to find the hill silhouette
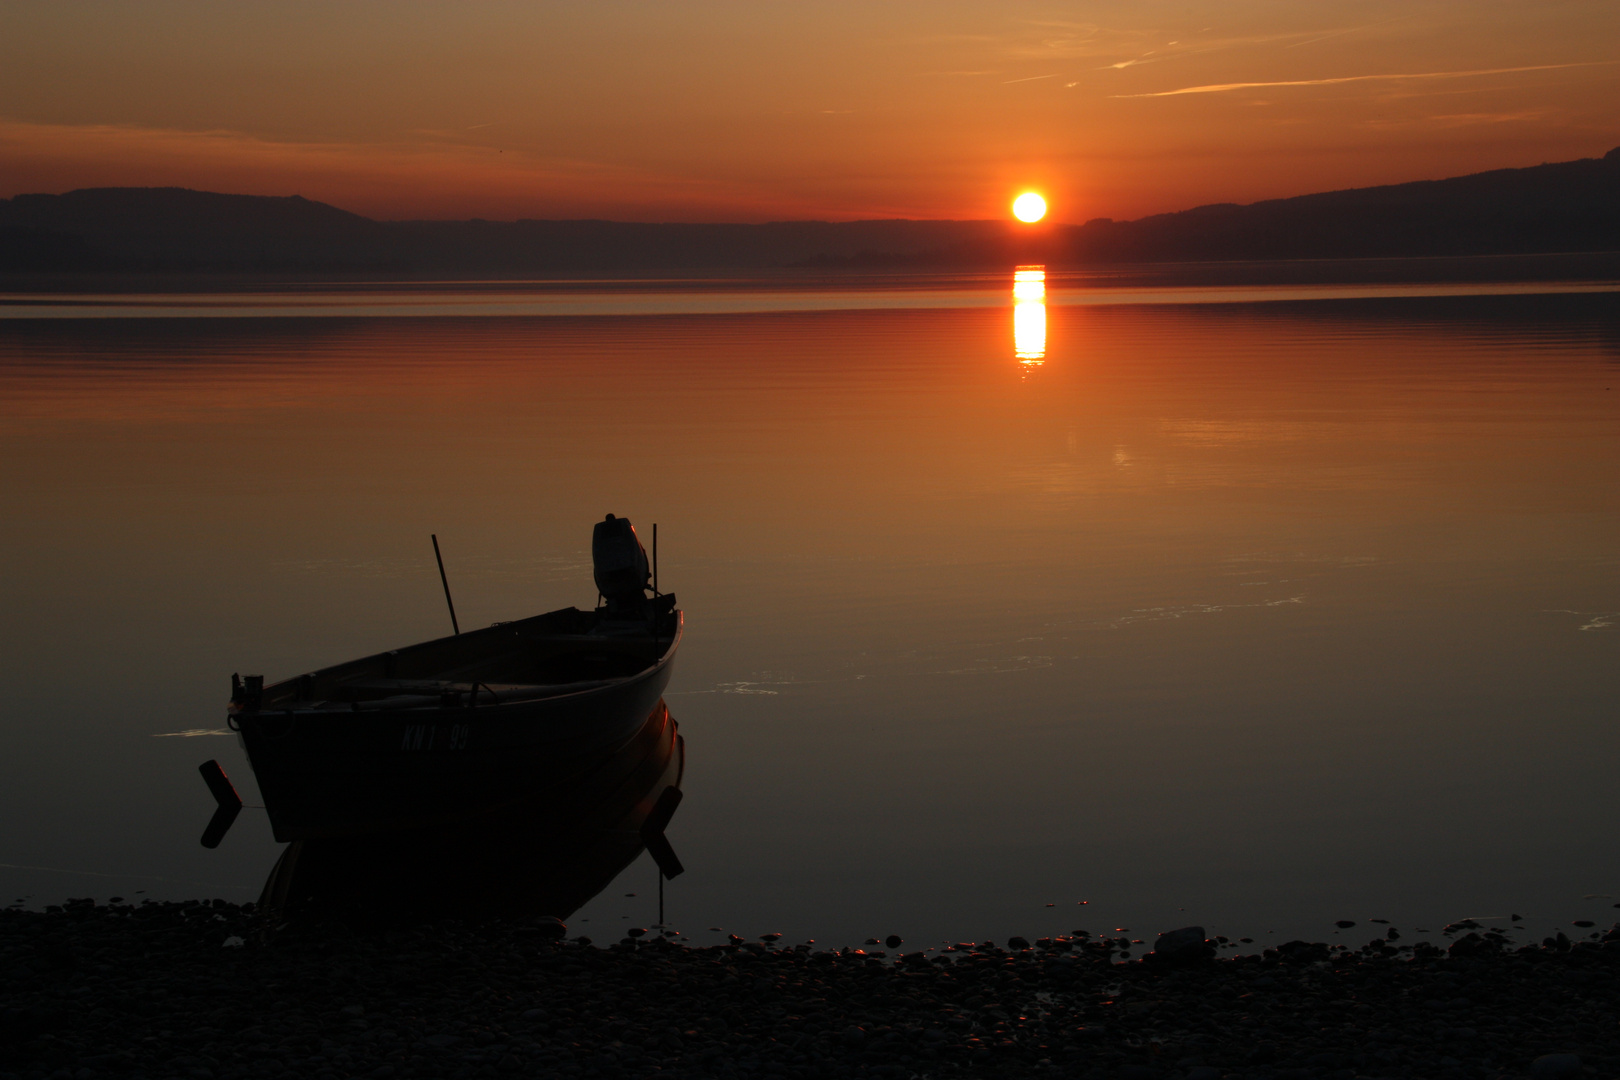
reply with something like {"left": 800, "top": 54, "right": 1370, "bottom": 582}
{"left": 2, "top": 147, "right": 1616, "bottom": 274}
{"left": 1063, "top": 146, "right": 1620, "bottom": 264}
{"left": 0, "top": 188, "right": 389, "bottom": 272}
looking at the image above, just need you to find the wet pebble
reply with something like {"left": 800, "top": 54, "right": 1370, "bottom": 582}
{"left": 1149, "top": 925, "right": 1213, "bottom": 965}
{"left": 1531, "top": 1052, "right": 1583, "bottom": 1079}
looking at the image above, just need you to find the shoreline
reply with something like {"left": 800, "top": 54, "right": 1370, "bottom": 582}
{"left": 4, "top": 249, "right": 1620, "bottom": 297}
{"left": 3, "top": 901, "right": 1616, "bottom": 1080}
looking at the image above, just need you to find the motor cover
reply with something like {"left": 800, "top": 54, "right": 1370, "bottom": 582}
{"left": 592, "top": 514, "right": 650, "bottom": 602}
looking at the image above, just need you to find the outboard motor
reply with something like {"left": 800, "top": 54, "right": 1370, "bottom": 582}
{"left": 592, "top": 514, "right": 650, "bottom": 617}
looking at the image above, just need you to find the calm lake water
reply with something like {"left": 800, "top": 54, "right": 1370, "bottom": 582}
{"left": 1, "top": 270, "right": 1617, "bottom": 954}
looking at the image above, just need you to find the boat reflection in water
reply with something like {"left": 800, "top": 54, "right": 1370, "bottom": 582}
{"left": 1013, "top": 265, "right": 1047, "bottom": 368}
{"left": 258, "top": 700, "right": 684, "bottom": 919}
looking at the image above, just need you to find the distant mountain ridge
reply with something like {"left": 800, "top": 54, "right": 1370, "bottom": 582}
{"left": 1064, "top": 146, "right": 1620, "bottom": 264}
{"left": 0, "top": 188, "right": 386, "bottom": 272}
{"left": 2, "top": 147, "right": 1617, "bottom": 274}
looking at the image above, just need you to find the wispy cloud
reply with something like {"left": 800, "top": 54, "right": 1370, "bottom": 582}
{"left": 1040, "top": 26, "right": 1340, "bottom": 65}
{"left": 1427, "top": 109, "right": 1547, "bottom": 124}
{"left": 1359, "top": 109, "right": 1549, "bottom": 130}
{"left": 1283, "top": 16, "right": 1416, "bottom": 50}
{"left": 995, "top": 19, "right": 1409, "bottom": 80}
{"left": 1102, "top": 57, "right": 1158, "bottom": 70}
{"left": 1003, "top": 73, "right": 1059, "bottom": 84}
{"left": 1114, "top": 61, "right": 1613, "bottom": 98}
{"left": 999, "top": 21, "right": 1151, "bottom": 61}
{"left": 0, "top": 118, "right": 792, "bottom": 221}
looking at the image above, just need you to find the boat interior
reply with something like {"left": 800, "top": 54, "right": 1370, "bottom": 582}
{"left": 232, "top": 602, "right": 678, "bottom": 714}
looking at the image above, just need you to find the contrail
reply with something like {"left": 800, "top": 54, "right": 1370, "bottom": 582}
{"left": 1114, "top": 61, "right": 1611, "bottom": 98}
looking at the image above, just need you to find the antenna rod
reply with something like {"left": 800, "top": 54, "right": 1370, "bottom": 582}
{"left": 431, "top": 533, "right": 460, "bottom": 635}
{"left": 652, "top": 522, "right": 659, "bottom": 596}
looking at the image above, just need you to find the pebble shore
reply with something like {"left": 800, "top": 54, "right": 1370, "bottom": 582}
{"left": 4, "top": 900, "right": 1618, "bottom": 1080}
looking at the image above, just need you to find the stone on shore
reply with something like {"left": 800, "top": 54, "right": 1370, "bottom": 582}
{"left": 1532, "top": 1053, "right": 1584, "bottom": 1079}
{"left": 1149, "top": 925, "right": 1214, "bottom": 964}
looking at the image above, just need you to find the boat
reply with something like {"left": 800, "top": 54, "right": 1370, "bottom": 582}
{"left": 227, "top": 514, "right": 681, "bottom": 843}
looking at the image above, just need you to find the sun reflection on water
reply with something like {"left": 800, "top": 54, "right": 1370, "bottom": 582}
{"left": 1013, "top": 266, "right": 1046, "bottom": 366}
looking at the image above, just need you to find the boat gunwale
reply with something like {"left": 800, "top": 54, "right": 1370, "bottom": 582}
{"left": 237, "top": 608, "right": 683, "bottom": 719}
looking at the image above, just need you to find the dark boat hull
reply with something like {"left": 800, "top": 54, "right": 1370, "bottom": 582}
{"left": 259, "top": 700, "right": 684, "bottom": 919}
{"left": 236, "top": 608, "right": 680, "bottom": 841}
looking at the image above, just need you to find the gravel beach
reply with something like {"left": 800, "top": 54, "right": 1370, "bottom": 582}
{"left": 4, "top": 900, "right": 1617, "bottom": 1080}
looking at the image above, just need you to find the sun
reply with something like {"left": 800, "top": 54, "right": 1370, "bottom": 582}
{"left": 1012, "top": 192, "right": 1047, "bottom": 223}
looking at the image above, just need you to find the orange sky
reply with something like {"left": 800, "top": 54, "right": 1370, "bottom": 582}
{"left": 2, "top": 1, "right": 1617, "bottom": 223}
